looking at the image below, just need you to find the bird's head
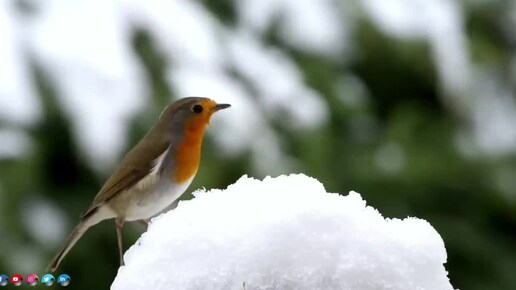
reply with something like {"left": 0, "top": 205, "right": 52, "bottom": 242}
{"left": 160, "top": 97, "right": 231, "bottom": 134}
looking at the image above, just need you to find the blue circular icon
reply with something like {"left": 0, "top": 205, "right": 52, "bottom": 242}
{"left": 0, "top": 274, "right": 8, "bottom": 286}
{"left": 41, "top": 274, "right": 55, "bottom": 286}
{"left": 57, "top": 274, "right": 70, "bottom": 287}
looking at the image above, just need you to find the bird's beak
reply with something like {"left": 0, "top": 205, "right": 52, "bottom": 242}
{"left": 213, "top": 103, "right": 231, "bottom": 111}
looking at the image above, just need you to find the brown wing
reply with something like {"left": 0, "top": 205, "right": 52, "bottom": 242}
{"left": 81, "top": 168, "right": 148, "bottom": 218}
{"left": 81, "top": 127, "right": 170, "bottom": 218}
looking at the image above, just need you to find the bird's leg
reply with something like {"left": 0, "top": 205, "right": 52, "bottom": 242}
{"left": 115, "top": 218, "right": 125, "bottom": 266}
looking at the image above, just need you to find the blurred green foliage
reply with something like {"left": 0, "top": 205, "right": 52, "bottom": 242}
{"left": 1, "top": 1, "right": 516, "bottom": 290}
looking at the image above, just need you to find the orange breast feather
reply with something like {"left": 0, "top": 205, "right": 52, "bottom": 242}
{"left": 173, "top": 117, "right": 207, "bottom": 183}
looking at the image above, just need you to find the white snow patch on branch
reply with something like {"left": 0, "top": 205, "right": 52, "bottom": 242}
{"left": 112, "top": 174, "right": 454, "bottom": 290}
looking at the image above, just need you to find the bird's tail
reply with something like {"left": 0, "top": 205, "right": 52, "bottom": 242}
{"left": 46, "top": 209, "right": 107, "bottom": 272}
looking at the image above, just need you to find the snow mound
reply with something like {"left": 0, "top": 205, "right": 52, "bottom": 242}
{"left": 111, "top": 174, "right": 454, "bottom": 290}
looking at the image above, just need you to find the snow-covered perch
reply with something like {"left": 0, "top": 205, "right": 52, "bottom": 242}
{"left": 112, "top": 174, "right": 454, "bottom": 290}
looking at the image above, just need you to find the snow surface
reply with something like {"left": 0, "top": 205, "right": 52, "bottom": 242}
{"left": 112, "top": 174, "right": 454, "bottom": 290}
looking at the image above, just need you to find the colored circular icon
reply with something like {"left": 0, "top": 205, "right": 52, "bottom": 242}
{"left": 57, "top": 274, "right": 71, "bottom": 287}
{"left": 9, "top": 274, "right": 23, "bottom": 286}
{"left": 26, "top": 274, "right": 39, "bottom": 286}
{"left": 41, "top": 274, "right": 55, "bottom": 286}
{"left": 0, "top": 274, "right": 8, "bottom": 286}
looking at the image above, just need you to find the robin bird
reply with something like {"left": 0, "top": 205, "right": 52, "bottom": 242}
{"left": 47, "top": 97, "right": 230, "bottom": 272}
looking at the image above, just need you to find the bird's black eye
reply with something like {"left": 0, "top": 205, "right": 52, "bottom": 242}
{"left": 192, "top": 104, "right": 203, "bottom": 114}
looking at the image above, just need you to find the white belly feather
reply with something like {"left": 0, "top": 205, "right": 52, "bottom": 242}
{"left": 124, "top": 175, "right": 194, "bottom": 221}
{"left": 106, "top": 148, "right": 195, "bottom": 221}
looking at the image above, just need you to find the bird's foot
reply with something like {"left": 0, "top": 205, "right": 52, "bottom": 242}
{"left": 138, "top": 219, "right": 149, "bottom": 229}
